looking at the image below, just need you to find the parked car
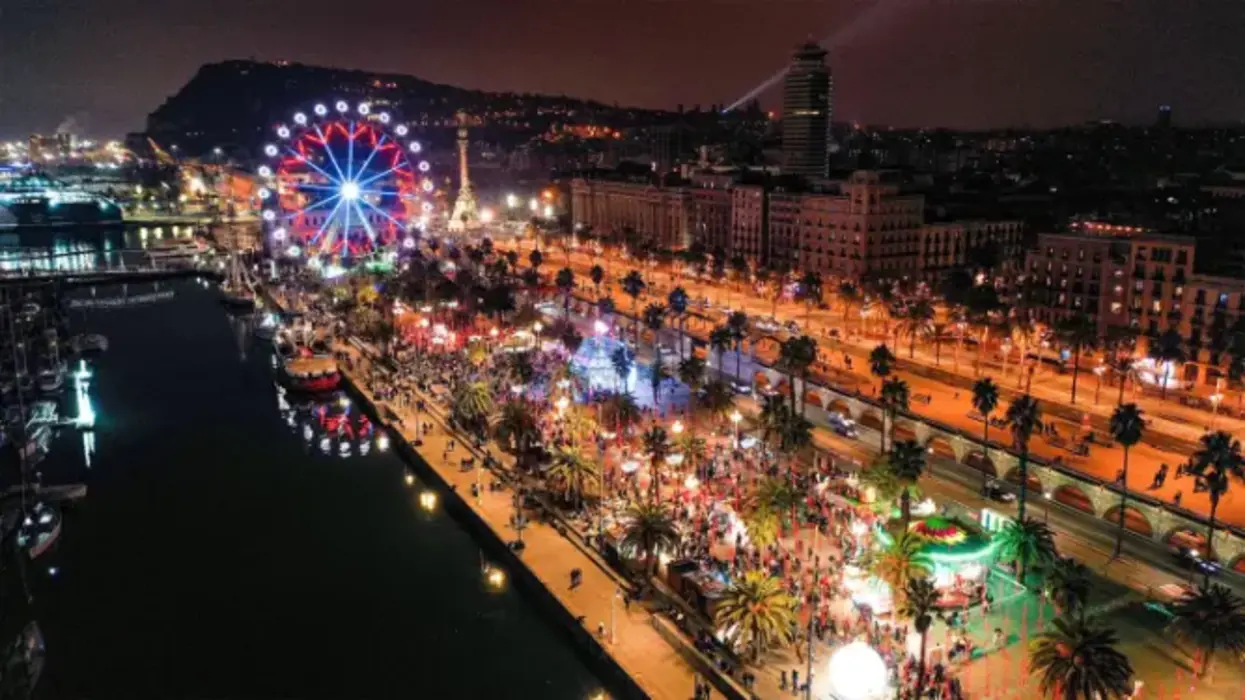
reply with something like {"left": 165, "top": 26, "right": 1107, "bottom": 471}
{"left": 827, "top": 411, "right": 859, "bottom": 438}
{"left": 1173, "top": 548, "right": 1222, "bottom": 577}
{"left": 980, "top": 479, "right": 1016, "bottom": 504}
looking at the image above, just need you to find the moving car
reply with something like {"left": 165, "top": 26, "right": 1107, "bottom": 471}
{"left": 980, "top": 479, "right": 1017, "bottom": 504}
{"left": 826, "top": 411, "right": 858, "bottom": 438}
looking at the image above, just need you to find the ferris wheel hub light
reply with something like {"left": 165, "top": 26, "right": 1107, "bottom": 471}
{"left": 340, "top": 181, "right": 360, "bottom": 200}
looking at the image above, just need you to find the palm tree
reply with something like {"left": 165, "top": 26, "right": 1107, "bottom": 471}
{"left": 649, "top": 361, "right": 673, "bottom": 406}
{"left": 620, "top": 270, "right": 646, "bottom": 346}
{"left": 528, "top": 248, "right": 543, "bottom": 272}
{"left": 869, "top": 343, "right": 895, "bottom": 389}
{"left": 642, "top": 426, "right": 671, "bottom": 503}
{"left": 798, "top": 270, "right": 823, "bottom": 319}
{"left": 555, "top": 267, "right": 575, "bottom": 318}
{"left": 1005, "top": 394, "right": 1042, "bottom": 521}
{"left": 714, "top": 571, "right": 796, "bottom": 662}
{"left": 451, "top": 381, "right": 495, "bottom": 436}
{"left": 666, "top": 286, "right": 689, "bottom": 358}
{"left": 868, "top": 531, "right": 931, "bottom": 610}
{"left": 1168, "top": 584, "right": 1245, "bottom": 678}
{"left": 709, "top": 325, "right": 733, "bottom": 378}
{"left": 699, "top": 379, "right": 735, "bottom": 423}
{"left": 1148, "top": 328, "right": 1187, "bottom": 400}
{"left": 642, "top": 302, "right": 667, "bottom": 354}
{"left": 1029, "top": 616, "right": 1134, "bottom": 699}
{"left": 1108, "top": 403, "right": 1145, "bottom": 558}
{"left": 899, "top": 298, "right": 936, "bottom": 359}
{"left": 971, "top": 377, "right": 1001, "bottom": 489}
{"left": 838, "top": 281, "right": 862, "bottom": 327}
{"left": 601, "top": 391, "right": 641, "bottom": 435}
{"left": 610, "top": 346, "right": 634, "bottom": 392}
{"left": 1043, "top": 556, "right": 1092, "bottom": 620}
{"left": 779, "top": 335, "right": 818, "bottom": 415}
{"left": 1056, "top": 313, "right": 1098, "bottom": 404}
{"left": 619, "top": 502, "right": 678, "bottom": 576}
{"left": 889, "top": 439, "right": 927, "bottom": 528}
{"left": 589, "top": 264, "right": 605, "bottom": 299}
{"left": 677, "top": 356, "right": 707, "bottom": 420}
{"left": 997, "top": 517, "right": 1056, "bottom": 584}
{"left": 727, "top": 311, "right": 749, "bottom": 380}
{"left": 879, "top": 377, "right": 910, "bottom": 453}
{"left": 494, "top": 399, "right": 541, "bottom": 469}
{"left": 900, "top": 577, "right": 939, "bottom": 699}
{"left": 1186, "top": 430, "right": 1245, "bottom": 582}
{"left": 549, "top": 446, "right": 601, "bottom": 510}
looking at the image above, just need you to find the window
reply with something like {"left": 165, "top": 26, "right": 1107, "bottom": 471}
{"left": 1152, "top": 300, "right": 1162, "bottom": 313}
{"left": 1134, "top": 280, "right": 1144, "bottom": 292}
{"left": 1110, "top": 302, "right": 1123, "bottom": 313}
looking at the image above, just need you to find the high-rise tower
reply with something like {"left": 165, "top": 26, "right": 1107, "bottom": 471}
{"left": 780, "top": 42, "right": 832, "bottom": 179}
{"left": 448, "top": 111, "right": 479, "bottom": 232}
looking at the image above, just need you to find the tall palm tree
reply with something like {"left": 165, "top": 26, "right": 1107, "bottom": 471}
{"left": 677, "top": 356, "right": 706, "bottom": 421}
{"left": 494, "top": 399, "right": 541, "bottom": 469}
{"left": 555, "top": 267, "right": 575, "bottom": 318}
{"left": 779, "top": 335, "right": 818, "bottom": 415}
{"left": 880, "top": 377, "right": 910, "bottom": 453}
{"left": 714, "top": 571, "right": 797, "bottom": 662}
{"left": 1168, "top": 583, "right": 1245, "bottom": 678}
{"left": 451, "top": 381, "right": 495, "bottom": 436}
{"left": 1108, "top": 403, "right": 1145, "bottom": 558}
{"left": 727, "top": 310, "right": 749, "bottom": 380}
{"left": 889, "top": 439, "right": 927, "bottom": 528}
{"left": 699, "top": 379, "right": 735, "bottom": 423}
{"left": 1148, "top": 328, "right": 1187, "bottom": 400}
{"left": 798, "top": 270, "right": 823, "bottom": 319}
{"left": 899, "top": 298, "right": 936, "bottom": 359}
{"left": 997, "top": 517, "right": 1056, "bottom": 584}
{"left": 642, "top": 426, "right": 671, "bottom": 503}
{"left": 900, "top": 577, "right": 939, "bottom": 699}
{"left": 589, "top": 264, "right": 605, "bottom": 299}
{"left": 619, "top": 502, "right": 678, "bottom": 576}
{"left": 648, "top": 361, "right": 673, "bottom": 406}
{"left": 1005, "top": 394, "right": 1042, "bottom": 521}
{"left": 1043, "top": 556, "right": 1091, "bottom": 620}
{"left": 868, "top": 531, "right": 931, "bottom": 610}
{"left": 1056, "top": 313, "right": 1098, "bottom": 404}
{"left": 1029, "top": 616, "right": 1134, "bottom": 699}
{"left": 601, "top": 391, "right": 641, "bottom": 435}
{"left": 528, "top": 248, "right": 543, "bottom": 272}
{"left": 610, "top": 346, "right": 634, "bottom": 392}
{"left": 549, "top": 446, "right": 601, "bottom": 510}
{"left": 620, "top": 270, "right": 646, "bottom": 347}
{"left": 1186, "top": 430, "right": 1245, "bottom": 583}
{"left": 838, "top": 281, "right": 862, "bottom": 327}
{"left": 869, "top": 343, "right": 895, "bottom": 390}
{"left": 643, "top": 302, "right": 667, "bottom": 354}
{"left": 709, "top": 325, "right": 734, "bottom": 378}
{"left": 971, "top": 377, "right": 1001, "bottom": 488}
{"left": 666, "top": 286, "right": 690, "bottom": 358}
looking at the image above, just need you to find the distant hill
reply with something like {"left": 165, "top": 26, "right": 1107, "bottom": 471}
{"left": 144, "top": 59, "right": 673, "bottom": 158}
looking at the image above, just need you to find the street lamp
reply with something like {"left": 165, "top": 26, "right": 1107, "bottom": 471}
{"left": 1210, "top": 391, "right": 1224, "bottom": 429}
{"left": 671, "top": 420, "right": 684, "bottom": 435}
{"left": 1093, "top": 364, "right": 1106, "bottom": 404}
{"left": 506, "top": 193, "right": 518, "bottom": 209}
{"left": 1043, "top": 490, "right": 1053, "bottom": 523}
{"left": 730, "top": 410, "right": 742, "bottom": 444}
{"left": 529, "top": 198, "right": 539, "bottom": 213}
{"left": 419, "top": 490, "right": 438, "bottom": 512}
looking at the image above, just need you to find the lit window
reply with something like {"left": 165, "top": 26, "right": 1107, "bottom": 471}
{"left": 1110, "top": 302, "right": 1123, "bottom": 313}
{"left": 1152, "top": 300, "right": 1162, "bottom": 313}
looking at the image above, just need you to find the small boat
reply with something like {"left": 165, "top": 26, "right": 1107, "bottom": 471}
{"left": 146, "top": 239, "right": 203, "bottom": 259}
{"left": 72, "top": 333, "right": 108, "bottom": 354}
{"left": 37, "top": 369, "right": 64, "bottom": 394}
{"left": 17, "top": 503, "right": 60, "bottom": 559}
{"left": 281, "top": 356, "right": 341, "bottom": 393}
{"left": 220, "top": 251, "right": 256, "bottom": 313}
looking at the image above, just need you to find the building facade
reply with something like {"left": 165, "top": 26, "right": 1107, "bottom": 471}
{"left": 781, "top": 42, "right": 832, "bottom": 179}
{"left": 569, "top": 178, "right": 691, "bottom": 250}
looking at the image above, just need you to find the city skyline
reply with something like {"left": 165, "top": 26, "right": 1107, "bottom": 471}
{"left": 3, "top": 0, "right": 1245, "bottom": 138}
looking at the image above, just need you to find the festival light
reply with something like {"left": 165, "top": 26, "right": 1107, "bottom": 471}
{"left": 827, "top": 642, "right": 889, "bottom": 700}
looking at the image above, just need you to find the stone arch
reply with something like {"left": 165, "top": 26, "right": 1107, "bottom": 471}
{"left": 1004, "top": 466, "right": 1043, "bottom": 494}
{"left": 1052, "top": 484, "right": 1096, "bottom": 515}
{"left": 1101, "top": 505, "right": 1154, "bottom": 538}
{"left": 1165, "top": 527, "right": 1209, "bottom": 555}
{"left": 826, "top": 397, "right": 853, "bottom": 418}
{"left": 1232, "top": 556, "right": 1245, "bottom": 575}
{"left": 925, "top": 436, "right": 957, "bottom": 463}
{"left": 858, "top": 411, "right": 884, "bottom": 433}
{"left": 891, "top": 422, "right": 917, "bottom": 444}
{"left": 963, "top": 451, "right": 998, "bottom": 478}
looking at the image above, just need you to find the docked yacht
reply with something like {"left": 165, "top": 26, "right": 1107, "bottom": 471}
{"left": 71, "top": 333, "right": 108, "bottom": 354}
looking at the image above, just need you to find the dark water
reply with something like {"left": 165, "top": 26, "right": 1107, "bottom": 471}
{"left": 28, "top": 278, "right": 601, "bottom": 699}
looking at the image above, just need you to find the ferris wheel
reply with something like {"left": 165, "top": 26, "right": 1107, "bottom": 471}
{"left": 255, "top": 100, "right": 436, "bottom": 261}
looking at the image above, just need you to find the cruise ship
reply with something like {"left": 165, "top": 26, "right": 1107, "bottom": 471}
{"left": 0, "top": 169, "right": 123, "bottom": 229}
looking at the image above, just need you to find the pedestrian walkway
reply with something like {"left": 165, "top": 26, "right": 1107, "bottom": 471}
{"left": 335, "top": 343, "right": 700, "bottom": 700}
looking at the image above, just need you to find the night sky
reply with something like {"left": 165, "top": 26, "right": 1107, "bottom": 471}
{"left": 2, "top": 0, "right": 1244, "bottom": 138}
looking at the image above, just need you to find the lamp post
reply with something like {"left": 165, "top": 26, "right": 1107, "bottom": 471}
{"left": 611, "top": 586, "right": 622, "bottom": 643}
{"left": 1043, "top": 490, "right": 1053, "bottom": 523}
{"left": 1093, "top": 364, "right": 1106, "bottom": 404}
{"left": 533, "top": 321, "right": 543, "bottom": 348}
{"left": 1210, "top": 388, "right": 1224, "bottom": 430}
{"left": 730, "top": 410, "right": 742, "bottom": 445}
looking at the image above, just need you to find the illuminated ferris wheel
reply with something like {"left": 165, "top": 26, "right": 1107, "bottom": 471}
{"left": 255, "top": 100, "right": 436, "bottom": 261}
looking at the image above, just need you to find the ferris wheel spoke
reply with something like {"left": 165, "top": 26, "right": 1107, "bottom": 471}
{"left": 346, "top": 121, "right": 357, "bottom": 183}
{"left": 355, "top": 163, "right": 406, "bottom": 188}
{"left": 350, "top": 200, "right": 380, "bottom": 244}
{"left": 351, "top": 133, "right": 389, "bottom": 182}
{"left": 309, "top": 198, "right": 347, "bottom": 246}
{"left": 357, "top": 196, "right": 408, "bottom": 232}
{"left": 292, "top": 191, "right": 343, "bottom": 215}
{"left": 284, "top": 145, "right": 339, "bottom": 186}
{"left": 313, "top": 125, "right": 348, "bottom": 182}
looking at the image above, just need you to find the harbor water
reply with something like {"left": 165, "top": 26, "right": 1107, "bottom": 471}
{"left": 21, "top": 260, "right": 602, "bottom": 697}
